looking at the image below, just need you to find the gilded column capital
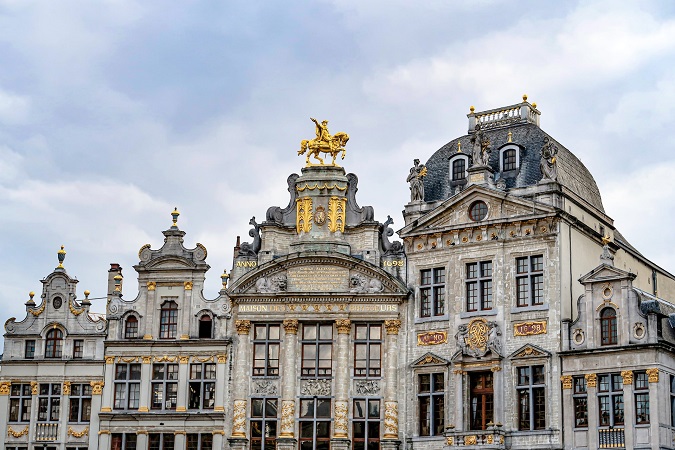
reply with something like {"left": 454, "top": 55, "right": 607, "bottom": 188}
{"left": 621, "top": 370, "right": 633, "bottom": 385}
{"left": 90, "top": 381, "right": 104, "bottom": 395}
{"left": 142, "top": 356, "right": 152, "bottom": 364}
{"left": 560, "top": 375, "right": 573, "bottom": 389}
{"left": 216, "top": 354, "right": 228, "bottom": 364}
{"left": 31, "top": 381, "right": 38, "bottom": 395}
{"left": 646, "top": 368, "right": 659, "bottom": 383}
{"left": 585, "top": 373, "right": 597, "bottom": 388}
{"left": 105, "top": 356, "right": 115, "bottom": 364}
{"left": 63, "top": 381, "right": 71, "bottom": 395}
{"left": 179, "top": 356, "right": 190, "bottom": 364}
{"left": 335, "top": 319, "right": 352, "bottom": 334}
{"left": 147, "top": 281, "right": 156, "bottom": 291}
{"left": 384, "top": 319, "right": 402, "bottom": 335}
{"left": 235, "top": 320, "right": 251, "bottom": 335}
{"left": 282, "top": 319, "right": 299, "bottom": 335}
{"left": 0, "top": 381, "right": 11, "bottom": 395}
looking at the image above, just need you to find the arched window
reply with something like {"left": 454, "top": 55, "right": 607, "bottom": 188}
{"left": 199, "top": 315, "right": 213, "bottom": 339}
{"left": 45, "top": 329, "right": 63, "bottom": 358}
{"left": 160, "top": 301, "right": 178, "bottom": 339}
{"left": 600, "top": 308, "right": 618, "bottom": 345}
{"left": 125, "top": 316, "right": 139, "bottom": 339}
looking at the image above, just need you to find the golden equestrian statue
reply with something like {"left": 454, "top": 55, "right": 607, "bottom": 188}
{"left": 299, "top": 118, "right": 350, "bottom": 167}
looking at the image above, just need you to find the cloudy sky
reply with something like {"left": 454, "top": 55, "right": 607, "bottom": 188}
{"left": 2, "top": 0, "right": 675, "bottom": 326}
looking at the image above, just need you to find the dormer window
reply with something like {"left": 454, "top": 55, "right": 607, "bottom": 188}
{"left": 600, "top": 308, "right": 618, "bottom": 345}
{"left": 199, "top": 315, "right": 213, "bottom": 339}
{"left": 124, "top": 316, "right": 139, "bottom": 339}
{"left": 45, "top": 329, "right": 63, "bottom": 358}
{"left": 499, "top": 145, "right": 520, "bottom": 173}
{"left": 160, "top": 301, "right": 178, "bottom": 339}
{"left": 450, "top": 155, "right": 469, "bottom": 182}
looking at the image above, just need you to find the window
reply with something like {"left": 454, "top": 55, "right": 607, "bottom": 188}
{"left": 73, "top": 339, "right": 84, "bottom": 359}
{"left": 353, "top": 398, "right": 380, "bottom": 450}
{"left": 299, "top": 398, "right": 331, "bottom": 450}
{"left": 38, "top": 383, "right": 61, "bottom": 422}
{"left": 419, "top": 373, "right": 444, "bottom": 436}
{"left": 9, "top": 383, "right": 32, "bottom": 423}
{"left": 354, "top": 324, "right": 382, "bottom": 378}
{"left": 469, "top": 201, "right": 488, "bottom": 221}
{"left": 598, "top": 373, "right": 624, "bottom": 427}
{"left": 6, "top": 447, "right": 28, "bottom": 450}
{"left": 188, "top": 363, "right": 215, "bottom": 410}
{"left": 198, "top": 315, "right": 213, "bottom": 339}
{"left": 502, "top": 148, "right": 517, "bottom": 171}
{"left": 302, "top": 323, "right": 333, "bottom": 377}
{"left": 250, "top": 398, "right": 278, "bottom": 450}
{"left": 111, "top": 434, "right": 137, "bottom": 450}
{"left": 517, "top": 366, "right": 546, "bottom": 430}
{"left": 25, "top": 340, "right": 35, "bottom": 359}
{"left": 149, "top": 433, "right": 175, "bottom": 450}
{"left": 160, "top": 301, "right": 178, "bottom": 339}
{"left": 466, "top": 261, "right": 493, "bottom": 312}
{"left": 187, "top": 434, "right": 213, "bottom": 450}
{"left": 124, "top": 316, "right": 139, "bottom": 339}
{"left": 420, "top": 268, "right": 445, "bottom": 317}
{"left": 470, "top": 372, "right": 493, "bottom": 430}
{"left": 516, "top": 255, "right": 544, "bottom": 307}
{"left": 152, "top": 364, "right": 178, "bottom": 410}
{"left": 69, "top": 383, "right": 92, "bottom": 422}
{"left": 253, "top": 324, "right": 280, "bottom": 376}
{"left": 671, "top": 375, "right": 675, "bottom": 427}
{"left": 600, "top": 308, "right": 618, "bottom": 346}
{"left": 635, "top": 371, "right": 649, "bottom": 424}
{"left": 113, "top": 363, "right": 141, "bottom": 410}
{"left": 45, "top": 328, "right": 63, "bottom": 358}
{"left": 573, "top": 376, "right": 588, "bottom": 428}
{"left": 452, "top": 158, "right": 466, "bottom": 181}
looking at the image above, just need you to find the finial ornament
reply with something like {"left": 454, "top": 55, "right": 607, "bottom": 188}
{"left": 84, "top": 290, "right": 90, "bottom": 298}
{"left": 220, "top": 270, "right": 230, "bottom": 289}
{"left": 298, "top": 118, "right": 350, "bottom": 167}
{"left": 457, "top": 142, "right": 462, "bottom": 153}
{"left": 507, "top": 131, "right": 513, "bottom": 143}
{"left": 601, "top": 235, "right": 611, "bottom": 245}
{"left": 522, "top": 94, "right": 528, "bottom": 102}
{"left": 171, "top": 208, "right": 180, "bottom": 227}
{"left": 57, "top": 245, "right": 66, "bottom": 269}
{"left": 470, "top": 106, "right": 475, "bottom": 113}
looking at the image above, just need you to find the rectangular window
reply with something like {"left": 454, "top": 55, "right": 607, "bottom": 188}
{"left": 418, "top": 373, "right": 444, "bottom": 436}
{"left": 466, "top": 261, "right": 493, "bottom": 312}
{"left": 152, "top": 363, "right": 179, "bottom": 410}
{"left": 573, "top": 376, "right": 588, "bottom": 428}
{"left": 452, "top": 158, "right": 466, "bottom": 181}
{"left": 188, "top": 363, "right": 216, "bottom": 410}
{"left": 186, "top": 434, "right": 213, "bottom": 450}
{"left": 634, "top": 371, "right": 649, "bottom": 424}
{"left": 420, "top": 268, "right": 446, "bottom": 317}
{"left": 301, "top": 324, "right": 333, "bottom": 378}
{"left": 73, "top": 340, "right": 84, "bottom": 359}
{"left": 598, "top": 373, "right": 624, "bottom": 427}
{"left": 38, "top": 383, "right": 61, "bottom": 422}
{"left": 253, "top": 324, "right": 281, "bottom": 377}
{"left": 298, "top": 397, "right": 331, "bottom": 450}
{"left": 354, "top": 324, "right": 382, "bottom": 378}
{"left": 250, "top": 398, "right": 278, "bottom": 450}
{"left": 9, "top": 383, "right": 32, "bottom": 423}
{"left": 25, "top": 340, "right": 35, "bottom": 359}
{"left": 469, "top": 371, "right": 494, "bottom": 430}
{"left": 111, "top": 434, "right": 137, "bottom": 450}
{"left": 113, "top": 363, "right": 141, "bottom": 410}
{"left": 516, "top": 366, "right": 546, "bottom": 430}
{"left": 516, "top": 255, "right": 544, "bottom": 307}
{"left": 69, "top": 383, "right": 92, "bottom": 423}
{"left": 353, "top": 398, "right": 380, "bottom": 450}
{"left": 149, "top": 433, "right": 175, "bottom": 450}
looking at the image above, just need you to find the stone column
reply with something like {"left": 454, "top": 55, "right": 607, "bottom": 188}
{"left": 646, "top": 368, "right": 660, "bottom": 450}
{"left": 136, "top": 430, "right": 148, "bottom": 450}
{"left": 621, "top": 370, "right": 635, "bottom": 450}
{"left": 180, "top": 282, "right": 193, "bottom": 340}
{"left": 585, "top": 373, "right": 598, "bottom": 450}
{"left": 214, "top": 354, "right": 228, "bottom": 413}
{"left": 176, "top": 356, "right": 190, "bottom": 412}
{"left": 278, "top": 319, "right": 299, "bottom": 450}
{"left": 98, "top": 430, "right": 111, "bottom": 450}
{"left": 229, "top": 320, "right": 252, "bottom": 450}
{"left": 212, "top": 430, "right": 225, "bottom": 450}
{"left": 560, "top": 376, "right": 574, "bottom": 448}
{"left": 88, "top": 380, "right": 104, "bottom": 449}
{"left": 453, "top": 369, "right": 464, "bottom": 431}
{"left": 0, "top": 381, "right": 10, "bottom": 443}
{"left": 331, "top": 319, "right": 352, "bottom": 450}
{"left": 174, "top": 430, "right": 187, "bottom": 450}
{"left": 144, "top": 281, "right": 156, "bottom": 340}
{"left": 138, "top": 356, "right": 152, "bottom": 412}
{"left": 382, "top": 319, "right": 401, "bottom": 447}
{"left": 491, "top": 365, "right": 503, "bottom": 427}
{"left": 101, "top": 356, "right": 115, "bottom": 411}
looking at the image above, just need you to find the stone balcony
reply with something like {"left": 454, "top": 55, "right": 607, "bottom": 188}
{"left": 467, "top": 95, "right": 540, "bottom": 132}
{"left": 444, "top": 426, "right": 506, "bottom": 449}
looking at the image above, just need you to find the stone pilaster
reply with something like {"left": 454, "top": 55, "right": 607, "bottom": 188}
{"left": 561, "top": 376, "right": 574, "bottom": 448}
{"left": 453, "top": 369, "right": 464, "bottom": 431}
{"left": 279, "top": 319, "right": 299, "bottom": 443}
{"left": 101, "top": 356, "right": 115, "bottom": 412}
{"left": 647, "top": 368, "right": 659, "bottom": 450}
{"left": 211, "top": 431, "right": 224, "bottom": 450}
{"left": 214, "top": 354, "right": 228, "bottom": 412}
{"left": 621, "top": 371, "right": 635, "bottom": 450}
{"left": 585, "top": 373, "right": 598, "bottom": 450}
{"left": 88, "top": 381, "right": 104, "bottom": 449}
{"left": 174, "top": 430, "right": 187, "bottom": 450}
{"left": 333, "top": 319, "right": 351, "bottom": 441}
{"left": 383, "top": 319, "right": 401, "bottom": 443}
{"left": 231, "top": 320, "right": 252, "bottom": 439}
{"left": 0, "top": 382, "right": 9, "bottom": 446}
{"left": 145, "top": 282, "right": 156, "bottom": 339}
{"left": 98, "top": 430, "right": 111, "bottom": 450}
{"left": 136, "top": 430, "right": 148, "bottom": 450}
{"left": 176, "top": 356, "right": 190, "bottom": 412}
{"left": 138, "top": 356, "right": 152, "bottom": 412}
{"left": 491, "top": 365, "right": 503, "bottom": 426}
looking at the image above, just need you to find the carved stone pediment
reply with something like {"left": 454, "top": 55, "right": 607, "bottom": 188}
{"left": 578, "top": 264, "right": 635, "bottom": 284}
{"left": 510, "top": 344, "right": 550, "bottom": 359}
{"left": 411, "top": 352, "right": 450, "bottom": 367}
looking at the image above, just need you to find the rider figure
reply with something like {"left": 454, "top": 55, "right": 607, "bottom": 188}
{"left": 311, "top": 118, "right": 331, "bottom": 147}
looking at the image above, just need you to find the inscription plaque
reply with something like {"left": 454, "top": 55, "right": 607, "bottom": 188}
{"left": 287, "top": 266, "right": 349, "bottom": 292}
{"left": 513, "top": 321, "right": 547, "bottom": 336}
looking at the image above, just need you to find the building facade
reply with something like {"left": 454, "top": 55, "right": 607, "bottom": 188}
{"left": 3, "top": 99, "right": 675, "bottom": 450}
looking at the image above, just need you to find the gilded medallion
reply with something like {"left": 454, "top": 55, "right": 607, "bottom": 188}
{"left": 314, "top": 205, "right": 326, "bottom": 225}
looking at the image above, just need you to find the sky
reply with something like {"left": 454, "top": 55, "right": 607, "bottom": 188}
{"left": 2, "top": 0, "right": 675, "bottom": 327}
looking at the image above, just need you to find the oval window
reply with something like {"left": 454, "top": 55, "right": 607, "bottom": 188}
{"left": 52, "top": 296, "right": 63, "bottom": 309}
{"left": 469, "top": 201, "right": 488, "bottom": 221}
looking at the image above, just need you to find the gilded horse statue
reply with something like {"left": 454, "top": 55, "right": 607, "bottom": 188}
{"left": 298, "top": 118, "right": 350, "bottom": 166}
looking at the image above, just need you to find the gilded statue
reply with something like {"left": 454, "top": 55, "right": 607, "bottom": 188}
{"left": 299, "top": 118, "right": 350, "bottom": 166}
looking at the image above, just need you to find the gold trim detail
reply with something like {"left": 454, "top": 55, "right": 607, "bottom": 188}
{"left": 335, "top": 319, "right": 351, "bottom": 334}
{"left": 279, "top": 400, "right": 295, "bottom": 438}
{"left": 383, "top": 401, "right": 399, "bottom": 439}
{"left": 138, "top": 406, "right": 149, "bottom": 412}
{"left": 212, "top": 430, "right": 225, "bottom": 436}
{"left": 154, "top": 355, "right": 178, "bottom": 363}
{"left": 513, "top": 321, "right": 547, "bottom": 336}
{"left": 174, "top": 430, "right": 186, "bottom": 435}
{"left": 328, "top": 196, "right": 346, "bottom": 233}
{"left": 214, "top": 406, "right": 225, "bottom": 412}
{"left": 142, "top": 356, "right": 152, "bottom": 364}
{"left": 31, "top": 381, "right": 38, "bottom": 395}
{"left": 235, "top": 320, "right": 251, "bottom": 335}
{"left": 446, "top": 437, "right": 454, "bottom": 445}
{"left": 193, "top": 355, "right": 214, "bottom": 363}
{"left": 647, "top": 368, "right": 659, "bottom": 383}
{"left": 621, "top": 370, "right": 633, "bottom": 385}
{"left": 585, "top": 373, "right": 597, "bottom": 388}
{"left": 143, "top": 334, "right": 153, "bottom": 340}
{"left": 7, "top": 425, "right": 29, "bottom": 438}
{"left": 417, "top": 330, "right": 447, "bottom": 345}
{"left": 464, "top": 435, "right": 477, "bottom": 445}
{"left": 176, "top": 406, "right": 187, "bottom": 412}
{"left": 0, "top": 381, "right": 11, "bottom": 395}
{"left": 384, "top": 319, "right": 402, "bottom": 335}
{"left": 561, "top": 375, "right": 573, "bottom": 389}
{"left": 179, "top": 356, "right": 190, "bottom": 364}
{"left": 333, "top": 401, "right": 349, "bottom": 438}
{"left": 68, "top": 426, "right": 89, "bottom": 438}
{"left": 296, "top": 182, "right": 347, "bottom": 192}
{"left": 99, "top": 430, "right": 111, "bottom": 435}
{"left": 118, "top": 356, "right": 139, "bottom": 363}
{"left": 147, "top": 281, "right": 156, "bottom": 291}
{"left": 90, "top": 381, "right": 104, "bottom": 395}
{"left": 184, "top": 281, "right": 193, "bottom": 290}
{"left": 283, "top": 319, "right": 299, "bottom": 334}
{"left": 231, "top": 400, "right": 247, "bottom": 437}
{"left": 136, "top": 430, "right": 148, "bottom": 435}
{"left": 28, "top": 301, "right": 46, "bottom": 317}
{"left": 296, "top": 197, "right": 313, "bottom": 233}
{"left": 69, "top": 300, "right": 85, "bottom": 316}
{"left": 63, "top": 381, "right": 71, "bottom": 395}
{"left": 101, "top": 407, "right": 112, "bottom": 412}
{"left": 217, "top": 354, "right": 227, "bottom": 364}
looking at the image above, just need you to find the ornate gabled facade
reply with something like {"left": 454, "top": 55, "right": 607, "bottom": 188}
{"left": 1, "top": 249, "right": 107, "bottom": 450}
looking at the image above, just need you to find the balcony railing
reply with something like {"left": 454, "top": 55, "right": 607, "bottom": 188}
{"left": 445, "top": 427, "right": 506, "bottom": 448}
{"left": 467, "top": 100, "right": 540, "bottom": 132}
{"left": 598, "top": 427, "right": 625, "bottom": 448}
{"left": 35, "top": 422, "right": 59, "bottom": 441}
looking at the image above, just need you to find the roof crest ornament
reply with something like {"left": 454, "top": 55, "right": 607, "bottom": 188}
{"left": 298, "top": 118, "right": 350, "bottom": 167}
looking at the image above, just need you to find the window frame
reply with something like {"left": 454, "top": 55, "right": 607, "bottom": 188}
{"left": 515, "top": 255, "right": 545, "bottom": 308}
{"left": 198, "top": 314, "right": 213, "bottom": 339}
{"left": 37, "top": 383, "right": 61, "bottom": 422}
{"left": 573, "top": 376, "right": 588, "bottom": 428}
{"left": 73, "top": 339, "right": 84, "bottom": 359}
{"left": 188, "top": 362, "right": 216, "bottom": 410}
{"left": 159, "top": 301, "right": 178, "bottom": 339}
{"left": 353, "top": 398, "right": 381, "bottom": 450}
{"left": 597, "top": 373, "right": 624, "bottom": 427}
{"left": 45, "top": 328, "right": 63, "bottom": 358}
{"left": 634, "top": 371, "right": 650, "bottom": 425}
{"left": 111, "top": 433, "right": 137, "bottom": 450}
{"left": 250, "top": 398, "right": 278, "bottom": 449}
{"left": 253, "top": 324, "right": 281, "bottom": 377}
{"left": 354, "top": 323, "right": 382, "bottom": 378}
{"left": 516, "top": 365, "right": 546, "bottom": 431}
{"left": 187, "top": 433, "right": 213, "bottom": 450}
{"left": 149, "top": 433, "right": 175, "bottom": 450}
{"left": 9, "top": 383, "right": 32, "bottom": 423}
{"left": 24, "top": 340, "right": 36, "bottom": 359}
{"left": 600, "top": 308, "right": 618, "bottom": 346}
{"left": 298, "top": 397, "right": 332, "bottom": 450}
{"left": 301, "top": 323, "right": 333, "bottom": 378}
{"left": 113, "top": 363, "right": 141, "bottom": 410}
{"left": 499, "top": 145, "right": 520, "bottom": 173}
{"left": 68, "top": 383, "right": 92, "bottom": 423}
{"left": 418, "top": 373, "right": 445, "bottom": 436}
{"left": 466, "top": 261, "right": 493, "bottom": 312}
{"left": 124, "top": 315, "right": 139, "bottom": 339}
{"left": 420, "top": 268, "right": 446, "bottom": 318}
{"left": 151, "top": 363, "right": 179, "bottom": 411}
{"left": 469, "top": 371, "right": 494, "bottom": 431}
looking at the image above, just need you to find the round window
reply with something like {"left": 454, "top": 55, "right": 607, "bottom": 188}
{"left": 469, "top": 201, "right": 488, "bottom": 221}
{"left": 52, "top": 296, "right": 63, "bottom": 309}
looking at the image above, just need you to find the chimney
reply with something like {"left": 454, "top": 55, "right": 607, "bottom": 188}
{"left": 107, "top": 263, "right": 123, "bottom": 300}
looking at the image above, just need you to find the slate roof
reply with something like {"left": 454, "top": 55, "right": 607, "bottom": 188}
{"left": 422, "top": 123, "right": 606, "bottom": 214}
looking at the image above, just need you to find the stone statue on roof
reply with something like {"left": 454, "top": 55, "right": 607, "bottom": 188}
{"left": 540, "top": 136, "right": 559, "bottom": 183}
{"left": 407, "top": 159, "right": 427, "bottom": 202}
{"left": 470, "top": 123, "right": 491, "bottom": 167}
